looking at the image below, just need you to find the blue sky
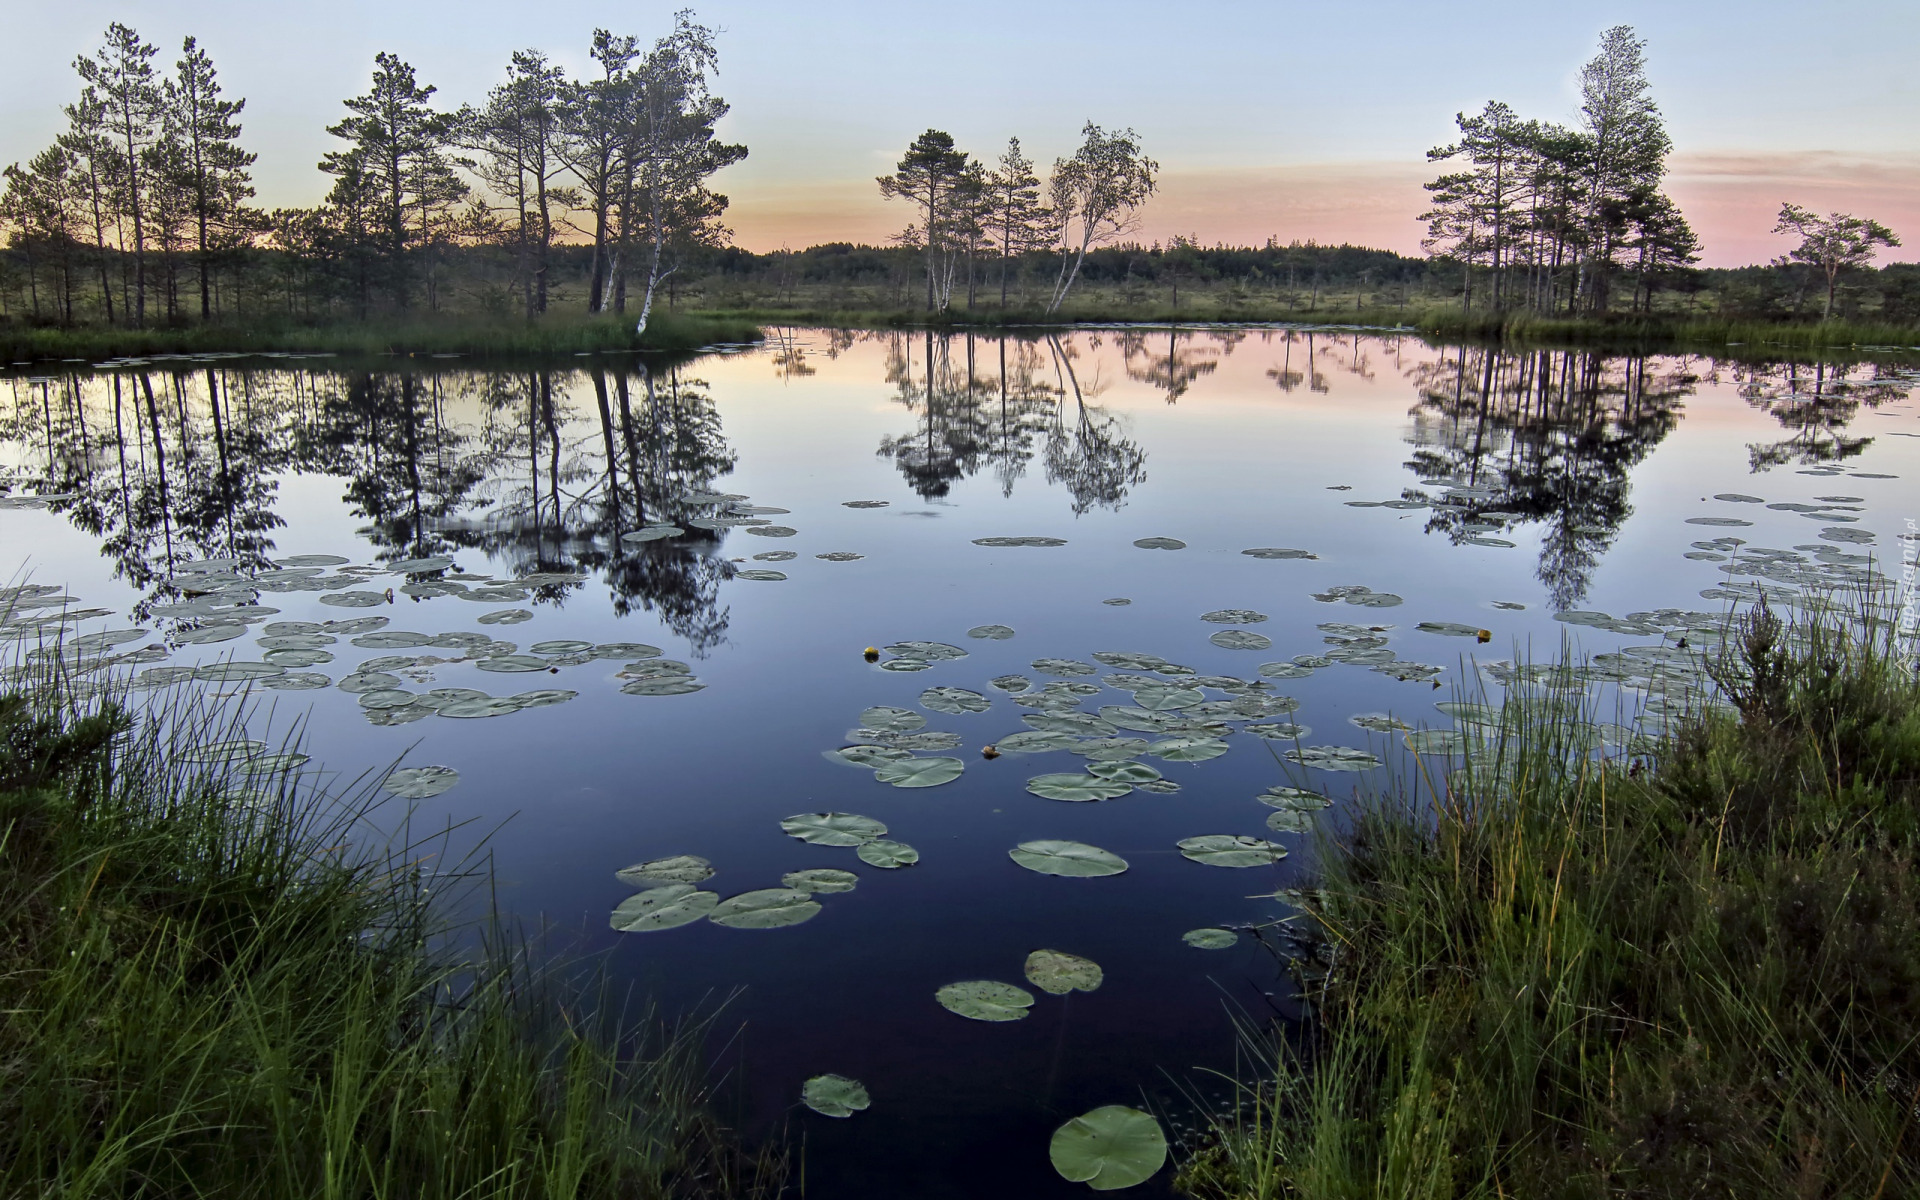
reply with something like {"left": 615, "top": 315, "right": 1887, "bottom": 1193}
{"left": 6, "top": 0, "right": 1916, "bottom": 263}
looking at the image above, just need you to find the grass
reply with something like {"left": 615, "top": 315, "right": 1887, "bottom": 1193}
{"left": 0, "top": 310, "right": 764, "bottom": 362}
{"left": 0, "top": 660, "right": 784, "bottom": 1199}
{"left": 1176, "top": 600, "right": 1920, "bottom": 1199}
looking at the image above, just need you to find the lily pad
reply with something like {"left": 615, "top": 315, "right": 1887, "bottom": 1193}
{"left": 1350, "top": 713, "right": 1409, "bottom": 732}
{"left": 816, "top": 552, "right": 864, "bottom": 561}
{"left": 1244, "top": 722, "right": 1312, "bottom": 740}
{"left": 737, "top": 569, "right": 787, "bottom": 581}
{"left": 994, "top": 730, "right": 1079, "bottom": 754}
{"left": 801, "top": 1074, "right": 871, "bottom": 1119}
{"left": 1088, "top": 761, "right": 1161, "bottom": 783}
{"left": 1102, "top": 598, "right": 1132, "bottom": 606}
{"left": 319, "top": 591, "right": 387, "bottom": 608}
{"left": 1686, "top": 516, "right": 1753, "bottom": 526}
{"left": 610, "top": 884, "right": 720, "bottom": 932}
{"left": 752, "top": 550, "right": 798, "bottom": 562}
{"left": 885, "top": 640, "right": 968, "bottom": 661}
{"left": 874, "top": 756, "right": 965, "bottom": 788}
{"left": 530, "top": 639, "right": 593, "bottom": 655}
{"left": 1416, "top": 621, "right": 1484, "bottom": 638}
{"left": 1184, "top": 928, "right": 1238, "bottom": 949}
{"left": 1133, "top": 537, "right": 1186, "bottom": 550}
{"left": 709, "top": 888, "right": 821, "bottom": 929}
{"left": 620, "top": 525, "right": 683, "bottom": 544}
{"left": 1139, "top": 779, "right": 1183, "bottom": 794}
{"left": 1028, "top": 773, "right": 1134, "bottom": 802}
{"left": 1266, "top": 809, "right": 1315, "bottom": 833}
{"left": 383, "top": 765, "right": 460, "bottom": 799}
{"left": 745, "top": 526, "right": 797, "bottom": 538}
{"left": 1148, "top": 737, "right": 1230, "bottom": 762}
{"left": 617, "top": 855, "right": 716, "bottom": 887}
{"left": 843, "top": 500, "right": 889, "bottom": 508}
{"left": 1050, "top": 1106, "right": 1167, "bottom": 1191}
{"left": 921, "top": 686, "right": 990, "bottom": 714}
{"left": 1201, "top": 609, "right": 1268, "bottom": 624}
{"left": 1074, "top": 737, "right": 1151, "bottom": 762}
{"left": 824, "top": 745, "right": 913, "bottom": 768}
{"left": 782, "top": 868, "right": 859, "bottom": 894}
{"left": 438, "top": 698, "right": 525, "bottom": 718}
{"left": 1242, "top": 548, "right": 1317, "bottom": 560}
{"left": 1025, "top": 949, "right": 1104, "bottom": 994}
{"left": 1031, "top": 658, "right": 1096, "bottom": 677}
{"left": 1258, "top": 662, "right": 1313, "bottom": 679}
{"left": 1284, "top": 745, "right": 1382, "bottom": 771}
{"left": 859, "top": 705, "right": 926, "bottom": 733}
{"left": 1210, "top": 630, "right": 1272, "bottom": 650}
{"left": 782, "top": 812, "right": 886, "bottom": 846}
{"left": 967, "top": 624, "right": 1016, "bottom": 640}
{"left": 1009, "top": 840, "right": 1128, "bottom": 877}
{"left": 1026, "top": 713, "right": 1116, "bottom": 737}
{"left": 935, "top": 980, "right": 1035, "bottom": 1022}
{"left": 972, "top": 536, "right": 1067, "bottom": 547}
{"left": 1405, "top": 729, "right": 1472, "bottom": 754}
{"left": 1178, "top": 835, "right": 1288, "bottom": 867}
{"left": 1133, "top": 685, "right": 1203, "bottom": 711}
{"left": 386, "top": 556, "right": 453, "bottom": 574}
{"left": 856, "top": 839, "right": 920, "bottom": 868}
{"left": 620, "top": 678, "right": 706, "bottom": 696}
{"left": 476, "top": 655, "right": 552, "bottom": 673}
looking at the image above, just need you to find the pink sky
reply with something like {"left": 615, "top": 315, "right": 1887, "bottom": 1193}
{"left": 725, "top": 152, "right": 1920, "bottom": 268}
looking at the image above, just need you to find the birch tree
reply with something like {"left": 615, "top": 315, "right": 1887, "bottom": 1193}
{"left": 1045, "top": 123, "right": 1156, "bottom": 313}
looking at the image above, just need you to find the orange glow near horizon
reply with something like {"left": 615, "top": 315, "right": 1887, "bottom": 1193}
{"left": 721, "top": 152, "right": 1920, "bottom": 269}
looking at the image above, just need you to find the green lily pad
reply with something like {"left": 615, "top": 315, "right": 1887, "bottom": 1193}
{"left": 619, "top": 677, "right": 706, "bottom": 696}
{"left": 859, "top": 705, "right": 926, "bottom": 733}
{"left": 1138, "top": 779, "right": 1182, "bottom": 794}
{"left": 1074, "top": 737, "right": 1151, "bottom": 762}
{"left": 993, "top": 730, "right": 1078, "bottom": 753}
{"left": 843, "top": 499, "right": 889, "bottom": 508}
{"left": 1348, "top": 592, "right": 1405, "bottom": 608}
{"left": 439, "top": 698, "right": 524, "bottom": 718}
{"left": 1028, "top": 773, "right": 1134, "bottom": 802}
{"left": 1686, "top": 516, "right": 1753, "bottom": 527}
{"left": 1244, "top": 722, "right": 1312, "bottom": 741}
{"left": 476, "top": 654, "right": 550, "bottom": 673}
{"left": 1009, "top": 840, "right": 1129, "bottom": 877}
{"left": 824, "top": 745, "right": 914, "bottom": 768}
{"left": 935, "top": 980, "right": 1035, "bottom": 1021}
{"left": 1133, "top": 685, "right": 1203, "bottom": 711}
{"left": 782, "top": 868, "right": 859, "bottom": 894}
{"left": 616, "top": 855, "right": 715, "bottom": 887}
{"left": 857, "top": 730, "right": 963, "bottom": 751}
{"left": 610, "top": 884, "right": 720, "bottom": 932}
{"left": 1088, "top": 761, "right": 1161, "bottom": 783}
{"left": 737, "top": 569, "right": 787, "bottom": 581}
{"left": 383, "top": 765, "right": 459, "bottom": 799}
{"left": 1266, "top": 809, "right": 1315, "bottom": 833}
{"left": 319, "top": 591, "right": 387, "bottom": 608}
{"left": 782, "top": 812, "right": 886, "bottom": 846}
{"left": 358, "top": 689, "right": 419, "bottom": 710}
{"left": 990, "top": 674, "right": 1032, "bottom": 693}
{"left": 196, "top": 662, "right": 287, "bottom": 682}
{"left": 968, "top": 624, "right": 1016, "bottom": 639}
{"left": 1284, "top": 744, "right": 1382, "bottom": 771}
{"left": 1257, "top": 662, "right": 1314, "bottom": 679}
{"left": 1050, "top": 1106, "right": 1167, "bottom": 1191}
{"left": 260, "top": 672, "right": 330, "bottom": 691}
{"left": 1261, "top": 786, "right": 1333, "bottom": 810}
{"left": 874, "top": 756, "right": 965, "bottom": 788}
{"left": 746, "top": 526, "right": 798, "bottom": 538}
{"left": 620, "top": 525, "right": 683, "bottom": 544}
{"left": 1178, "top": 835, "right": 1288, "bottom": 867}
{"left": 1210, "top": 630, "right": 1272, "bottom": 650}
{"left": 476, "top": 609, "right": 533, "bottom": 625}
{"left": 752, "top": 551, "right": 798, "bottom": 562}
{"left": 1183, "top": 928, "right": 1239, "bottom": 949}
{"left": 801, "top": 1074, "right": 871, "bottom": 1118}
{"left": 1417, "top": 621, "right": 1486, "bottom": 638}
{"left": 1148, "top": 737, "right": 1230, "bottom": 762}
{"left": 1133, "top": 537, "right": 1186, "bottom": 550}
{"left": 972, "top": 536, "right": 1067, "bottom": 547}
{"left": 1242, "top": 548, "right": 1317, "bottom": 560}
{"left": 710, "top": 888, "right": 821, "bottom": 929}
{"left": 886, "top": 640, "right": 969, "bottom": 661}
{"left": 1405, "top": 729, "right": 1472, "bottom": 754}
{"left": 856, "top": 839, "right": 919, "bottom": 868}
{"left": 1350, "top": 713, "right": 1409, "bottom": 732}
{"left": 878, "top": 657, "right": 930, "bottom": 672}
{"left": 1031, "top": 658, "right": 1097, "bottom": 677}
{"left": 815, "top": 551, "right": 864, "bottom": 561}
{"left": 1102, "top": 598, "right": 1132, "bottom": 606}
{"left": 530, "top": 639, "right": 592, "bottom": 655}
{"left": 921, "top": 686, "right": 990, "bottom": 714}
{"left": 1025, "top": 949, "right": 1104, "bottom": 995}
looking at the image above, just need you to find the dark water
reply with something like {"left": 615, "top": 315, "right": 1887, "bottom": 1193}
{"left": 4, "top": 328, "right": 1918, "bottom": 1197}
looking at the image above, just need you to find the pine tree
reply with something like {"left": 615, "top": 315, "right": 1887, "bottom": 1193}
{"left": 75, "top": 23, "right": 161, "bottom": 324}
{"left": 878, "top": 130, "right": 972, "bottom": 312}
{"left": 988, "top": 138, "right": 1044, "bottom": 308}
{"left": 161, "top": 37, "right": 256, "bottom": 319}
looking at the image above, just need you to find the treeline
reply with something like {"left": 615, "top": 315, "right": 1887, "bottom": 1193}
{"left": 0, "top": 15, "right": 741, "bottom": 331}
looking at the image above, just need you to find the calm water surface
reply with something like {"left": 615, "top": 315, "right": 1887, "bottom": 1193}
{"left": 4, "top": 328, "right": 1918, "bottom": 1197}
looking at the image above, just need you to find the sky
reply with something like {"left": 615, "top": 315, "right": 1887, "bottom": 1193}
{"left": 4, "top": 0, "right": 1916, "bottom": 267}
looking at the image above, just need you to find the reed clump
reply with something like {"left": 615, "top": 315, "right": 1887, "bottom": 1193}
{"left": 1178, "top": 602, "right": 1920, "bottom": 1199}
{"left": 0, "top": 671, "right": 782, "bottom": 1200}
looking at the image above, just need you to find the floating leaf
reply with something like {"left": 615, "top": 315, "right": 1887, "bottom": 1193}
{"left": 816, "top": 552, "right": 864, "bottom": 561}
{"left": 1009, "top": 840, "right": 1128, "bottom": 877}
{"left": 1241, "top": 548, "right": 1316, "bottom": 560}
{"left": 843, "top": 499, "right": 889, "bottom": 508}
{"left": 620, "top": 525, "right": 682, "bottom": 544}
{"left": 439, "top": 698, "right": 524, "bottom": 718}
{"left": 752, "top": 550, "right": 798, "bottom": 562}
{"left": 972, "top": 536, "right": 1066, "bottom": 547}
{"left": 1416, "top": 621, "right": 1484, "bottom": 638}
{"left": 1028, "top": 773, "right": 1133, "bottom": 802}
{"left": 1133, "top": 537, "right": 1186, "bottom": 550}
{"left": 1074, "top": 737, "right": 1150, "bottom": 762}
{"left": 737, "top": 569, "right": 787, "bottom": 581}
{"left": 1050, "top": 1106, "right": 1167, "bottom": 1191}
{"left": 1183, "top": 928, "right": 1238, "bottom": 949}
{"left": 1258, "top": 661, "right": 1313, "bottom": 679}
{"left": 320, "top": 591, "right": 387, "bottom": 608}
{"left": 618, "top": 855, "right": 715, "bottom": 886}
{"left": 874, "top": 756, "right": 965, "bottom": 788}
{"left": 1031, "top": 657, "right": 1096, "bottom": 677}
{"left": 968, "top": 624, "right": 1016, "bottom": 640}
{"left": 1148, "top": 737, "right": 1230, "bottom": 762}
{"left": 886, "top": 640, "right": 968, "bottom": 661}
{"left": 1088, "top": 761, "right": 1161, "bottom": 783}
{"left": 1244, "top": 722, "right": 1312, "bottom": 740}
{"left": 1347, "top": 592, "right": 1405, "bottom": 608}
{"left": 802, "top": 1074, "right": 871, "bottom": 1118}
{"left": 1405, "top": 729, "right": 1472, "bottom": 754}
{"left": 746, "top": 526, "right": 797, "bottom": 538}
{"left": 386, "top": 556, "right": 453, "bottom": 574}
{"left": 782, "top": 868, "right": 859, "bottom": 894}
{"left": 1178, "top": 835, "right": 1287, "bottom": 867}
{"left": 856, "top": 839, "right": 919, "bottom": 868}
{"left": 994, "top": 730, "right": 1078, "bottom": 753}
{"left": 1138, "top": 779, "right": 1182, "bottom": 794}
{"left": 823, "top": 745, "right": 913, "bottom": 768}
{"left": 1260, "top": 789, "right": 1329, "bottom": 816}
{"left": 1026, "top": 712, "right": 1117, "bottom": 737}
{"left": 1686, "top": 516, "right": 1753, "bottom": 526}
{"left": 782, "top": 812, "right": 886, "bottom": 846}
{"left": 1210, "top": 630, "right": 1272, "bottom": 650}
{"left": 859, "top": 705, "right": 925, "bottom": 733}
{"left": 620, "top": 678, "right": 706, "bottom": 696}
{"left": 531, "top": 639, "right": 592, "bottom": 655}
{"left": 477, "top": 654, "right": 551, "bottom": 673}
{"left": 1350, "top": 713, "right": 1409, "bottom": 732}
{"left": 710, "top": 888, "right": 821, "bottom": 929}
{"left": 1102, "top": 598, "right": 1132, "bottom": 606}
{"left": 1266, "top": 809, "right": 1315, "bottom": 833}
{"left": 610, "top": 884, "right": 720, "bottom": 932}
{"left": 1025, "top": 949, "right": 1103, "bottom": 994}
{"left": 1201, "top": 609, "right": 1268, "bottom": 625}
{"left": 1284, "top": 745, "right": 1382, "bottom": 771}
{"left": 1133, "top": 685, "right": 1203, "bottom": 711}
{"left": 935, "top": 980, "right": 1034, "bottom": 1022}
{"left": 921, "top": 686, "right": 990, "bottom": 714}
{"left": 383, "top": 765, "right": 459, "bottom": 799}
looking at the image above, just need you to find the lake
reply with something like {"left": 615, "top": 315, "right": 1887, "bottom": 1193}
{"left": 3, "top": 327, "right": 1916, "bottom": 1197}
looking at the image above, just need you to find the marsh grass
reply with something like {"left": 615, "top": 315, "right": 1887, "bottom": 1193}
{"left": 0, "top": 661, "right": 783, "bottom": 1200}
{"left": 0, "top": 310, "right": 763, "bottom": 362}
{"left": 1178, "top": 601, "right": 1920, "bottom": 1199}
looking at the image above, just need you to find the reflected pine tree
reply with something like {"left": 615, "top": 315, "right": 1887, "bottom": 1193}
{"left": 1117, "top": 328, "right": 1221, "bottom": 404}
{"left": 1402, "top": 346, "right": 1693, "bottom": 610}
{"left": 1732, "top": 360, "right": 1910, "bottom": 470}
